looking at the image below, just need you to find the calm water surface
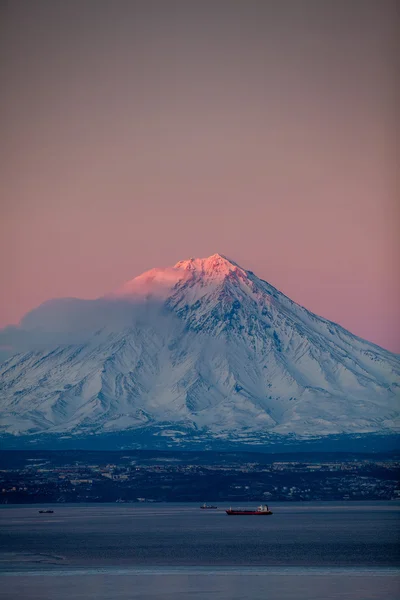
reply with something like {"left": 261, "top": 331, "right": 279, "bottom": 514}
{"left": 0, "top": 502, "right": 399, "bottom": 599}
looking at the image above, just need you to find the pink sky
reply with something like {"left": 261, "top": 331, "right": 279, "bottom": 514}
{"left": 1, "top": 1, "right": 399, "bottom": 352}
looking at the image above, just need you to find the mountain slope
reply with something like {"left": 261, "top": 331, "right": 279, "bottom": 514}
{"left": 0, "top": 254, "right": 399, "bottom": 442}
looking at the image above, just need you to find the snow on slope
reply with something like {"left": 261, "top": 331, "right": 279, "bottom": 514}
{"left": 0, "top": 254, "right": 399, "bottom": 439}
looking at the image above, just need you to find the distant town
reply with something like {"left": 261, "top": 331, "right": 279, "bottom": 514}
{"left": 1, "top": 450, "right": 399, "bottom": 504}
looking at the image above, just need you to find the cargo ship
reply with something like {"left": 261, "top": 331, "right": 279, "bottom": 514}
{"left": 38, "top": 510, "right": 54, "bottom": 514}
{"left": 200, "top": 503, "right": 218, "bottom": 509}
{"left": 226, "top": 504, "right": 273, "bottom": 516}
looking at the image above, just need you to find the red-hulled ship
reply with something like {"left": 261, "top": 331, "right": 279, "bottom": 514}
{"left": 226, "top": 504, "right": 273, "bottom": 516}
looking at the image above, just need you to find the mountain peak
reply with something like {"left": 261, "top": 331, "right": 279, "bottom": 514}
{"left": 174, "top": 253, "right": 243, "bottom": 277}
{"left": 111, "top": 254, "right": 249, "bottom": 300}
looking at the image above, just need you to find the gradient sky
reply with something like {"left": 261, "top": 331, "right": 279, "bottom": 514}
{"left": 1, "top": 0, "right": 399, "bottom": 351}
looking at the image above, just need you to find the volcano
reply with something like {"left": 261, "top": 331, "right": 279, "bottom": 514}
{"left": 0, "top": 254, "right": 399, "bottom": 448}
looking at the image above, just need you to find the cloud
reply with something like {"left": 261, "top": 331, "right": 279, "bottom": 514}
{"left": 0, "top": 296, "right": 178, "bottom": 361}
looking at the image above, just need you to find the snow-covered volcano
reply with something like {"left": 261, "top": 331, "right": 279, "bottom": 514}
{"left": 0, "top": 254, "right": 399, "bottom": 444}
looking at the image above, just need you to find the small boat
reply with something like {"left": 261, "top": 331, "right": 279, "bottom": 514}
{"left": 200, "top": 503, "right": 218, "bottom": 509}
{"left": 38, "top": 510, "right": 54, "bottom": 514}
{"left": 226, "top": 504, "right": 273, "bottom": 516}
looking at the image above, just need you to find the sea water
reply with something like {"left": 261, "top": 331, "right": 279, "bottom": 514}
{"left": 0, "top": 502, "right": 399, "bottom": 599}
